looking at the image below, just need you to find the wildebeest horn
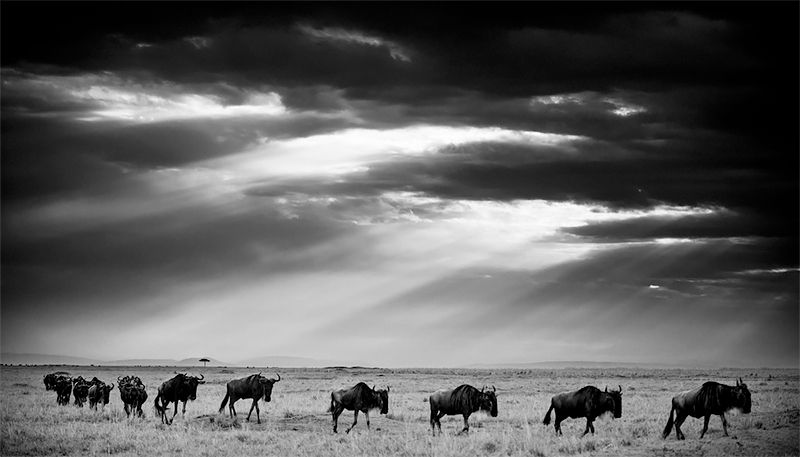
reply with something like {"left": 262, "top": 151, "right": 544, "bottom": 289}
{"left": 619, "top": 385, "right": 622, "bottom": 394}
{"left": 273, "top": 373, "right": 281, "bottom": 382}
{"left": 372, "top": 385, "right": 376, "bottom": 391}
{"left": 738, "top": 377, "right": 743, "bottom": 386}
{"left": 605, "top": 386, "right": 608, "bottom": 392}
{"left": 492, "top": 385, "right": 496, "bottom": 393}
{"left": 387, "top": 386, "right": 390, "bottom": 392}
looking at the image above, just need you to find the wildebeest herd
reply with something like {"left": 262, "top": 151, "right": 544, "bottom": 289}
{"left": 42, "top": 371, "right": 752, "bottom": 439}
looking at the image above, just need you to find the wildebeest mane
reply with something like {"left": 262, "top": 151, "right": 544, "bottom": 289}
{"left": 696, "top": 381, "right": 739, "bottom": 414}
{"left": 450, "top": 384, "right": 479, "bottom": 412}
{"left": 576, "top": 386, "right": 608, "bottom": 404}
{"left": 352, "top": 382, "right": 378, "bottom": 406}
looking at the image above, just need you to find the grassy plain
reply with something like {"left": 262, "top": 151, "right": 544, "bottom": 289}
{"left": 1, "top": 365, "right": 797, "bottom": 456}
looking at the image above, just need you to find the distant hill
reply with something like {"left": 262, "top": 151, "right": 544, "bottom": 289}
{"left": 1, "top": 353, "right": 371, "bottom": 368}
{"left": 236, "top": 355, "right": 373, "bottom": 368}
{"left": 464, "top": 361, "right": 690, "bottom": 369}
{"left": 0, "top": 353, "right": 102, "bottom": 366}
{"left": 98, "top": 357, "right": 231, "bottom": 367}
{"left": 99, "top": 358, "right": 190, "bottom": 367}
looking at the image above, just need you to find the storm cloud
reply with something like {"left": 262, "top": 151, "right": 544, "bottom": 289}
{"left": 2, "top": 3, "right": 797, "bottom": 367}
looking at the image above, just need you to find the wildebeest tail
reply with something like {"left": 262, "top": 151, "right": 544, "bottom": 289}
{"left": 662, "top": 406, "right": 675, "bottom": 439}
{"left": 218, "top": 392, "right": 230, "bottom": 413}
{"left": 543, "top": 403, "right": 554, "bottom": 425}
{"left": 153, "top": 393, "right": 164, "bottom": 415}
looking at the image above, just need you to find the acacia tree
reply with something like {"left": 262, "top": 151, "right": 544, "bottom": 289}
{"left": 199, "top": 358, "right": 210, "bottom": 368}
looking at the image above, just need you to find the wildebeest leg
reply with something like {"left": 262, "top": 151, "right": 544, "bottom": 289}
{"left": 124, "top": 403, "right": 131, "bottom": 417}
{"left": 346, "top": 410, "right": 359, "bottom": 434}
{"left": 434, "top": 411, "right": 446, "bottom": 436}
{"left": 582, "top": 418, "right": 594, "bottom": 437}
{"left": 674, "top": 411, "right": 688, "bottom": 440}
{"left": 700, "top": 414, "right": 711, "bottom": 438}
{"left": 229, "top": 398, "right": 237, "bottom": 418}
{"left": 170, "top": 401, "right": 179, "bottom": 424}
{"left": 720, "top": 413, "right": 729, "bottom": 437}
{"left": 458, "top": 413, "right": 470, "bottom": 435}
{"left": 331, "top": 405, "right": 344, "bottom": 433}
{"left": 554, "top": 411, "right": 565, "bottom": 436}
{"left": 247, "top": 399, "right": 261, "bottom": 424}
{"left": 365, "top": 409, "right": 371, "bottom": 431}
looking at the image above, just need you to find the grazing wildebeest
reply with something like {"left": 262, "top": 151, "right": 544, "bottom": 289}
{"left": 54, "top": 375, "right": 73, "bottom": 406}
{"left": 73, "top": 377, "right": 91, "bottom": 407}
{"left": 43, "top": 372, "right": 70, "bottom": 391}
{"left": 662, "top": 378, "right": 751, "bottom": 440}
{"left": 44, "top": 373, "right": 57, "bottom": 390}
{"left": 218, "top": 373, "right": 281, "bottom": 424}
{"left": 117, "top": 376, "right": 148, "bottom": 418}
{"left": 329, "top": 382, "right": 389, "bottom": 433}
{"left": 154, "top": 373, "right": 205, "bottom": 425}
{"left": 543, "top": 385, "right": 622, "bottom": 436}
{"left": 88, "top": 381, "right": 114, "bottom": 410}
{"left": 118, "top": 375, "right": 142, "bottom": 386}
{"left": 429, "top": 384, "right": 498, "bottom": 436}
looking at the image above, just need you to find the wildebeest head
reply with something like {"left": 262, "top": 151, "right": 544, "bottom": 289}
{"left": 101, "top": 384, "right": 115, "bottom": 403}
{"left": 118, "top": 375, "right": 144, "bottom": 389}
{"left": 55, "top": 376, "right": 73, "bottom": 405}
{"left": 605, "top": 385, "right": 623, "bottom": 419}
{"left": 480, "top": 386, "right": 499, "bottom": 417}
{"left": 733, "top": 378, "right": 751, "bottom": 414}
{"left": 259, "top": 373, "right": 281, "bottom": 402}
{"left": 373, "top": 386, "right": 390, "bottom": 414}
{"left": 73, "top": 378, "right": 90, "bottom": 395}
{"left": 180, "top": 373, "right": 205, "bottom": 401}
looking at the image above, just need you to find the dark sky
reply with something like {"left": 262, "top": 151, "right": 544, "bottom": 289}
{"left": 2, "top": 2, "right": 797, "bottom": 367}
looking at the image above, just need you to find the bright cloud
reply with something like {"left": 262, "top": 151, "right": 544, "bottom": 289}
{"left": 220, "top": 125, "right": 584, "bottom": 179}
{"left": 298, "top": 24, "right": 412, "bottom": 62}
{"left": 72, "top": 85, "right": 285, "bottom": 122}
{"left": 530, "top": 90, "right": 648, "bottom": 116}
{"left": 3, "top": 71, "right": 286, "bottom": 122}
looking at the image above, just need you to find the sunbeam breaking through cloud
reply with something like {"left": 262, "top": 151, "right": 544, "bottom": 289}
{"left": 2, "top": 3, "right": 797, "bottom": 368}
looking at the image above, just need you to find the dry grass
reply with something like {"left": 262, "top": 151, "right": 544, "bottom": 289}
{"left": 1, "top": 366, "right": 797, "bottom": 456}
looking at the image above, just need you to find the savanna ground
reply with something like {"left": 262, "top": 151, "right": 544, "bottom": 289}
{"left": 1, "top": 365, "right": 797, "bottom": 456}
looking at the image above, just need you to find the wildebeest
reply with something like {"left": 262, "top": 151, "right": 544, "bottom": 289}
{"left": 43, "top": 372, "right": 70, "bottom": 391}
{"left": 88, "top": 381, "right": 114, "bottom": 410}
{"left": 662, "top": 378, "right": 752, "bottom": 440}
{"left": 429, "top": 384, "right": 498, "bottom": 436}
{"left": 543, "top": 385, "right": 622, "bottom": 436}
{"left": 54, "top": 375, "right": 73, "bottom": 406}
{"left": 218, "top": 373, "right": 281, "bottom": 424}
{"left": 329, "top": 382, "right": 389, "bottom": 433}
{"left": 117, "top": 375, "right": 148, "bottom": 418}
{"left": 154, "top": 373, "right": 205, "bottom": 425}
{"left": 72, "top": 377, "right": 91, "bottom": 407}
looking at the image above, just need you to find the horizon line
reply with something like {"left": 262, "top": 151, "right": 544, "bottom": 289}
{"left": 1, "top": 352, "right": 796, "bottom": 370}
